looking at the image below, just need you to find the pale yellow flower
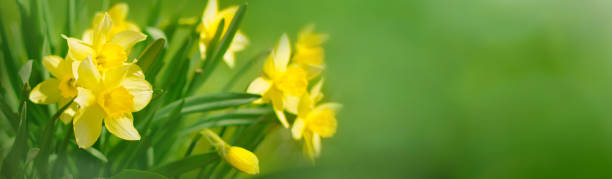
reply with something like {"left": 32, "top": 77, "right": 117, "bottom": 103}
{"left": 292, "top": 24, "right": 328, "bottom": 79}
{"left": 201, "top": 129, "right": 259, "bottom": 174}
{"left": 246, "top": 34, "right": 309, "bottom": 128}
{"left": 72, "top": 57, "right": 152, "bottom": 148}
{"left": 83, "top": 3, "right": 141, "bottom": 40}
{"left": 29, "top": 56, "right": 78, "bottom": 123}
{"left": 198, "top": 0, "right": 249, "bottom": 68}
{"left": 291, "top": 79, "right": 340, "bottom": 161}
{"left": 65, "top": 13, "right": 146, "bottom": 73}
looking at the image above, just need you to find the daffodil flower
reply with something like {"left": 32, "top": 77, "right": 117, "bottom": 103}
{"left": 291, "top": 79, "right": 341, "bottom": 161}
{"left": 292, "top": 24, "right": 328, "bottom": 79}
{"left": 246, "top": 34, "right": 309, "bottom": 128}
{"left": 65, "top": 13, "right": 146, "bottom": 73}
{"left": 198, "top": 0, "right": 249, "bottom": 68}
{"left": 29, "top": 56, "right": 79, "bottom": 123}
{"left": 201, "top": 129, "right": 259, "bottom": 175}
{"left": 72, "top": 57, "right": 152, "bottom": 148}
{"left": 84, "top": 3, "right": 141, "bottom": 39}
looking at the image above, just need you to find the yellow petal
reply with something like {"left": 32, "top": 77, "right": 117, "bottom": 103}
{"left": 29, "top": 78, "right": 62, "bottom": 104}
{"left": 42, "top": 55, "right": 63, "bottom": 77}
{"left": 291, "top": 117, "right": 306, "bottom": 140}
{"left": 76, "top": 57, "right": 101, "bottom": 89}
{"left": 82, "top": 29, "right": 94, "bottom": 44}
{"left": 310, "top": 78, "right": 324, "bottom": 103}
{"left": 108, "top": 3, "right": 128, "bottom": 23}
{"left": 230, "top": 31, "right": 249, "bottom": 51}
{"left": 125, "top": 22, "right": 141, "bottom": 32}
{"left": 269, "top": 89, "right": 289, "bottom": 128}
{"left": 120, "top": 76, "right": 153, "bottom": 111}
{"left": 93, "top": 13, "right": 113, "bottom": 50}
{"left": 307, "top": 103, "right": 341, "bottom": 138}
{"left": 262, "top": 55, "right": 277, "bottom": 79}
{"left": 223, "top": 52, "right": 235, "bottom": 68}
{"left": 63, "top": 35, "right": 95, "bottom": 61}
{"left": 225, "top": 146, "right": 260, "bottom": 175}
{"left": 73, "top": 105, "right": 104, "bottom": 148}
{"left": 275, "top": 65, "right": 308, "bottom": 97}
{"left": 246, "top": 77, "right": 271, "bottom": 96}
{"left": 303, "top": 131, "right": 320, "bottom": 160}
{"left": 298, "top": 93, "right": 313, "bottom": 117}
{"left": 273, "top": 34, "right": 290, "bottom": 73}
{"left": 96, "top": 42, "right": 127, "bottom": 70}
{"left": 202, "top": 0, "right": 218, "bottom": 28}
{"left": 104, "top": 113, "right": 140, "bottom": 140}
{"left": 284, "top": 95, "right": 299, "bottom": 115}
{"left": 58, "top": 98, "right": 77, "bottom": 124}
{"left": 110, "top": 30, "right": 147, "bottom": 50}
{"left": 75, "top": 87, "right": 96, "bottom": 108}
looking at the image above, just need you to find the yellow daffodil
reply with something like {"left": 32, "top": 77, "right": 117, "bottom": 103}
{"left": 84, "top": 3, "right": 141, "bottom": 40}
{"left": 291, "top": 79, "right": 340, "bottom": 161}
{"left": 201, "top": 129, "right": 260, "bottom": 174}
{"left": 65, "top": 13, "right": 146, "bottom": 73}
{"left": 246, "top": 34, "right": 309, "bottom": 128}
{"left": 72, "top": 57, "right": 152, "bottom": 148}
{"left": 292, "top": 24, "right": 328, "bottom": 79}
{"left": 29, "top": 56, "right": 78, "bottom": 123}
{"left": 198, "top": 0, "right": 249, "bottom": 68}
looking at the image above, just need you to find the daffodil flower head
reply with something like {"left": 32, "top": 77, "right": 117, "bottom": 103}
{"left": 198, "top": 0, "right": 249, "bottom": 68}
{"left": 291, "top": 79, "right": 341, "bottom": 161}
{"left": 247, "top": 34, "right": 309, "bottom": 128}
{"left": 91, "top": 3, "right": 141, "bottom": 37}
{"left": 292, "top": 24, "right": 328, "bottom": 79}
{"left": 65, "top": 13, "right": 146, "bottom": 73}
{"left": 29, "top": 55, "right": 79, "bottom": 123}
{"left": 201, "top": 129, "right": 260, "bottom": 174}
{"left": 72, "top": 57, "right": 152, "bottom": 148}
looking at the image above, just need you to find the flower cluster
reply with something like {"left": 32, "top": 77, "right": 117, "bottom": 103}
{"left": 247, "top": 26, "right": 340, "bottom": 161}
{"left": 30, "top": 3, "right": 153, "bottom": 148}
{"left": 25, "top": 0, "right": 339, "bottom": 176}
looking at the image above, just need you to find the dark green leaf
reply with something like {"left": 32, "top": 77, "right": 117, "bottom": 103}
{"left": 180, "top": 107, "right": 272, "bottom": 135}
{"left": 111, "top": 169, "right": 167, "bottom": 179}
{"left": 1, "top": 83, "right": 30, "bottom": 178}
{"left": 154, "top": 93, "right": 260, "bottom": 122}
{"left": 151, "top": 152, "right": 218, "bottom": 177}
{"left": 137, "top": 39, "right": 166, "bottom": 72}
{"left": 35, "top": 97, "right": 75, "bottom": 178}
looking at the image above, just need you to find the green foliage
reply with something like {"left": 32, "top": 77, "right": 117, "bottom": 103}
{"left": 0, "top": 2, "right": 283, "bottom": 178}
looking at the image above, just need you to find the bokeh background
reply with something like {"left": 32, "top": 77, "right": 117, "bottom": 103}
{"left": 4, "top": 0, "right": 612, "bottom": 178}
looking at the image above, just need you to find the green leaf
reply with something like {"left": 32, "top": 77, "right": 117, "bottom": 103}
{"left": 0, "top": 10, "right": 22, "bottom": 96}
{"left": 152, "top": 99, "right": 185, "bottom": 164}
{"left": 137, "top": 39, "right": 166, "bottom": 73}
{"left": 19, "top": 60, "right": 33, "bottom": 84}
{"left": 1, "top": 83, "right": 30, "bottom": 178}
{"left": 154, "top": 93, "right": 260, "bottom": 122}
{"left": 179, "top": 107, "right": 273, "bottom": 135}
{"left": 85, "top": 147, "right": 108, "bottom": 163}
{"left": 185, "top": 3, "right": 247, "bottom": 95}
{"left": 146, "top": 27, "right": 167, "bottom": 42}
{"left": 146, "top": 0, "right": 163, "bottom": 27}
{"left": 111, "top": 169, "right": 167, "bottom": 179}
{"left": 151, "top": 152, "right": 218, "bottom": 177}
{"left": 0, "top": 93, "right": 18, "bottom": 131}
{"left": 35, "top": 97, "right": 75, "bottom": 178}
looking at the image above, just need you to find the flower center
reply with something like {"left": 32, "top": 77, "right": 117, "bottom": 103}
{"left": 275, "top": 66, "right": 308, "bottom": 96}
{"left": 58, "top": 76, "right": 77, "bottom": 98}
{"left": 306, "top": 108, "right": 337, "bottom": 138}
{"left": 96, "top": 43, "right": 127, "bottom": 71}
{"left": 98, "top": 86, "right": 133, "bottom": 118}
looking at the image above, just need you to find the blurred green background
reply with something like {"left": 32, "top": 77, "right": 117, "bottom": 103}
{"left": 4, "top": 0, "right": 612, "bottom": 178}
